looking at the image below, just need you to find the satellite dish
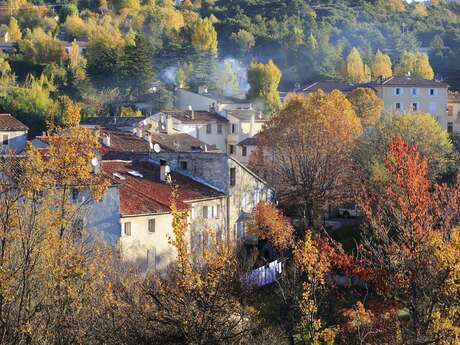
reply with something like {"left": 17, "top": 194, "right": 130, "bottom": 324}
{"left": 153, "top": 143, "right": 161, "bottom": 153}
{"left": 91, "top": 157, "right": 99, "bottom": 167}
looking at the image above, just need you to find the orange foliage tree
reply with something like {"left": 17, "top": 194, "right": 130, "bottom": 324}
{"left": 355, "top": 137, "right": 460, "bottom": 344}
{"left": 257, "top": 91, "right": 362, "bottom": 229}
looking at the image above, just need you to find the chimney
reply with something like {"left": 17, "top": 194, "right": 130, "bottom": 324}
{"left": 159, "top": 159, "right": 171, "bottom": 183}
{"left": 198, "top": 85, "right": 208, "bottom": 95}
{"left": 102, "top": 134, "right": 111, "bottom": 147}
{"left": 165, "top": 115, "right": 174, "bottom": 135}
{"left": 250, "top": 113, "right": 256, "bottom": 136}
{"left": 188, "top": 105, "right": 194, "bottom": 120}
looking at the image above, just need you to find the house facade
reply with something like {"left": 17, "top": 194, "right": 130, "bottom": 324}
{"left": 151, "top": 151, "right": 274, "bottom": 243}
{"left": 102, "top": 160, "right": 226, "bottom": 270}
{"left": 371, "top": 76, "right": 449, "bottom": 131}
{"left": 448, "top": 92, "right": 460, "bottom": 134}
{"left": 0, "top": 114, "right": 28, "bottom": 153}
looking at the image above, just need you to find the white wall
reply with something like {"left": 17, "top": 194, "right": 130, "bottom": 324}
{"left": 0, "top": 130, "right": 27, "bottom": 153}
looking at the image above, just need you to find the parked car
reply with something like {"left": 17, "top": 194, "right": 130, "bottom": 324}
{"left": 338, "top": 204, "right": 361, "bottom": 218}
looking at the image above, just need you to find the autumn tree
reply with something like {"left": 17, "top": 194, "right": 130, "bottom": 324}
{"left": 247, "top": 59, "right": 282, "bottom": 114}
{"left": 346, "top": 88, "right": 384, "bottom": 126}
{"left": 7, "top": 17, "right": 21, "bottom": 41}
{"left": 356, "top": 137, "right": 460, "bottom": 344}
{"left": 19, "top": 27, "right": 64, "bottom": 65}
{"left": 0, "top": 129, "right": 112, "bottom": 344}
{"left": 192, "top": 17, "right": 218, "bottom": 56}
{"left": 395, "top": 51, "right": 434, "bottom": 80}
{"left": 358, "top": 112, "right": 456, "bottom": 180}
{"left": 342, "top": 47, "right": 370, "bottom": 83}
{"left": 257, "top": 91, "right": 362, "bottom": 228}
{"left": 60, "top": 95, "right": 81, "bottom": 128}
{"left": 371, "top": 50, "right": 392, "bottom": 79}
{"left": 248, "top": 202, "right": 295, "bottom": 250}
{"left": 107, "top": 189, "right": 257, "bottom": 344}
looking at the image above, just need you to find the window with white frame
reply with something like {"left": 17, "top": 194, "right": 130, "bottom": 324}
{"left": 206, "top": 124, "right": 212, "bottom": 134}
{"left": 412, "top": 88, "right": 419, "bottom": 96}
{"left": 395, "top": 88, "right": 402, "bottom": 96}
{"left": 412, "top": 102, "right": 418, "bottom": 111}
{"left": 429, "top": 88, "right": 437, "bottom": 96}
{"left": 124, "top": 222, "right": 131, "bottom": 236}
{"left": 148, "top": 219, "right": 155, "bottom": 233}
{"left": 394, "top": 102, "right": 402, "bottom": 111}
{"left": 448, "top": 122, "right": 453, "bottom": 134}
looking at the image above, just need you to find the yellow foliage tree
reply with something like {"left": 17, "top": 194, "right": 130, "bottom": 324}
{"left": 371, "top": 50, "right": 392, "bottom": 79}
{"left": 247, "top": 59, "right": 282, "bottom": 113}
{"left": 7, "top": 17, "right": 21, "bottom": 41}
{"left": 347, "top": 88, "right": 384, "bottom": 126}
{"left": 395, "top": 51, "right": 434, "bottom": 80}
{"left": 60, "top": 96, "right": 81, "bottom": 128}
{"left": 413, "top": 2, "right": 428, "bottom": 16}
{"left": 191, "top": 17, "right": 218, "bottom": 55}
{"left": 342, "top": 47, "right": 370, "bottom": 83}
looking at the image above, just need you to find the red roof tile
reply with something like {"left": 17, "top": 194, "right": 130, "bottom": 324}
{"left": 0, "top": 114, "right": 28, "bottom": 131}
{"left": 102, "top": 160, "right": 223, "bottom": 216}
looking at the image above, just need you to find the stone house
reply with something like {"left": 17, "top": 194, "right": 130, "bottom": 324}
{"left": 151, "top": 151, "right": 274, "bottom": 244}
{"left": 102, "top": 160, "right": 226, "bottom": 270}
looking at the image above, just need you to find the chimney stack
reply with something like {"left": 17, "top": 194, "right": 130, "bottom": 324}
{"left": 159, "top": 159, "right": 171, "bottom": 183}
{"left": 188, "top": 105, "right": 194, "bottom": 120}
{"left": 165, "top": 115, "right": 174, "bottom": 135}
{"left": 102, "top": 134, "right": 111, "bottom": 147}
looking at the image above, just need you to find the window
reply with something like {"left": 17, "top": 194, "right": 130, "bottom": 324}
{"left": 448, "top": 105, "right": 454, "bottom": 116}
{"left": 2, "top": 134, "right": 8, "bottom": 146}
{"left": 230, "top": 168, "right": 236, "bottom": 186}
{"left": 202, "top": 206, "right": 209, "bottom": 219}
{"left": 217, "top": 124, "right": 223, "bottom": 134}
{"left": 412, "top": 102, "right": 418, "bottom": 111}
{"left": 448, "top": 122, "right": 453, "bottom": 134}
{"left": 231, "top": 123, "right": 237, "bottom": 134}
{"left": 395, "top": 102, "right": 402, "bottom": 111}
{"left": 412, "top": 88, "right": 419, "bottom": 96}
{"left": 430, "top": 88, "right": 436, "bottom": 96}
{"left": 216, "top": 205, "right": 221, "bottom": 219}
{"left": 395, "top": 88, "right": 401, "bottom": 96}
{"left": 124, "top": 222, "right": 131, "bottom": 236}
{"left": 229, "top": 145, "right": 235, "bottom": 155}
{"left": 148, "top": 219, "right": 155, "bottom": 233}
{"left": 71, "top": 188, "right": 79, "bottom": 202}
{"left": 191, "top": 206, "right": 196, "bottom": 219}
{"left": 180, "top": 161, "right": 188, "bottom": 170}
{"left": 147, "top": 248, "right": 156, "bottom": 270}
{"left": 242, "top": 146, "right": 247, "bottom": 157}
{"left": 206, "top": 124, "right": 212, "bottom": 134}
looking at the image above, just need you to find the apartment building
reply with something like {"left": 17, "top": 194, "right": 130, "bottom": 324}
{"left": 302, "top": 76, "right": 450, "bottom": 131}
{"left": 370, "top": 76, "right": 449, "bottom": 130}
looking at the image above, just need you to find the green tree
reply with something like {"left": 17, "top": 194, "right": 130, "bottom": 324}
{"left": 371, "top": 50, "right": 392, "bottom": 79}
{"left": 19, "top": 27, "right": 64, "bottom": 65}
{"left": 121, "top": 34, "right": 154, "bottom": 97}
{"left": 342, "top": 47, "right": 369, "bottom": 83}
{"left": 213, "top": 61, "right": 239, "bottom": 96}
{"left": 230, "top": 29, "right": 255, "bottom": 55}
{"left": 359, "top": 112, "right": 456, "bottom": 180}
{"left": 191, "top": 17, "right": 218, "bottom": 56}
{"left": 247, "top": 59, "right": 282, "bottom": 114}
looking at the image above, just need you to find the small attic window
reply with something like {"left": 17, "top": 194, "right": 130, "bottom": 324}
{"left": 113, "top": 172, "right": 126, "bottom": 180}
{"left": 128, "top": 170, "right": 143, "bottom": 178}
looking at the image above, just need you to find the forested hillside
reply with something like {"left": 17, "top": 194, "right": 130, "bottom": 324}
{"left": 0, "top": 0, "right": 459, "bottom": 131}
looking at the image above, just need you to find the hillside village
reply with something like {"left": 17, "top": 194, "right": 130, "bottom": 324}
{"left": 0, "top": 0, "right": 460, "bottom": 344}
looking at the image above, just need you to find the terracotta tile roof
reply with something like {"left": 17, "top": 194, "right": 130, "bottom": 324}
{"left": 102, "top": 160, "right": 224, "bottom": 216}
{"left": 162, "top": 110, "right": 228, "bottom": 124}
{"left": 99, "top": 129, "right": 151, "bottom": 160}
{"left": 80, "top": 116, "right": 147, "bottom": 127}
{"left": 0, "top": 114, "right": 28, "bottom": 131}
